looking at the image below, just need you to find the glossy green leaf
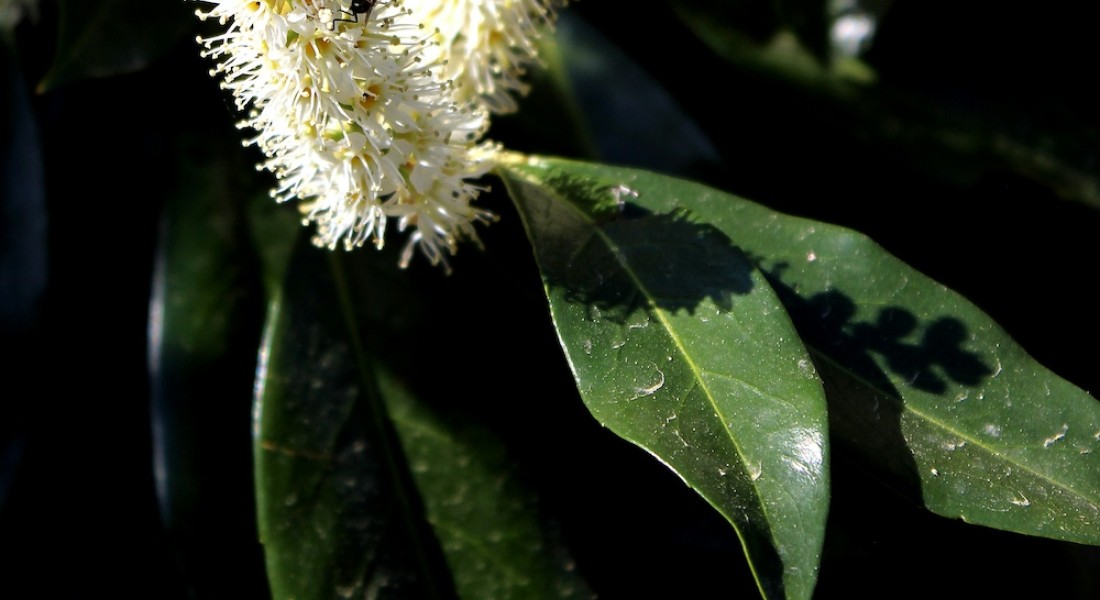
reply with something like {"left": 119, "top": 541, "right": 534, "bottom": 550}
{"left": 255, "top": 244, "right": 592, "bottom": 600}
{"left": 502, "top": 156, "right": 1100, "bottom": 547}
{"left": 499, "top": 158, "right": 831, "bottom": 600}
{"left": 39, "top": 0, "right": 192, "bottom": 91}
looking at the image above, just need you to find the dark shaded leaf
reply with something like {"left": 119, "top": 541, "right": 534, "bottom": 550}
{"left": 254, "top": 246, "right": 452, "bottom": 600}
{"left": 147, "top": 136, "right": 272, "bottom": 596}
{"left": 255, "top": 243, "right": 592, "bottom": 600}
{"left": 380, "top": 370, "right": 594, "bottom": 600}
{"left": 552, "top": 13, "right": 720, "bottom": 177}
{"left": 0, "top": 39, "right": 45, "bottom": 333}
{"left": 39, "top": 0, "right": 192, "bottom": 91}
{"left": 0, "top": 37, "right": 44, "bottom": 513}
{"left": 664, "top": 0, "right": 1100, "bottom": 210}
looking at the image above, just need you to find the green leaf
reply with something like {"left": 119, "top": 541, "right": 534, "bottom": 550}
{"left": 255, "top": 246, "right": 452, "bottom": 600}
{"left": 147, "top": 135, "right": 270, "bottom": 594}
{"left": 502, "top": 156, "right": 1100, "bottom": 548}
{"left": 245, "top": 191, "right": 302, "bottom": 299}
{"left": 379, "top": 370, "right": 593, "bottom": 600}
{"left": 39, "top": 0, "right": 192, "bottom": 92}
{"left": 499, "top": 158, "right": 831, "bottom": 600}
{"left": 669, "top": 0, "right": 858, "bottom": 95}
{"left": 254, "top": 243, "right": 592, "bottom": 600}
{"left": 551, "top": 13, "right": 720, "bottom": 175}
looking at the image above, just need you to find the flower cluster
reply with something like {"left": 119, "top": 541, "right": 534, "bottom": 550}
{"left": 197, "top": 0, "right": 562, "bottom": 269}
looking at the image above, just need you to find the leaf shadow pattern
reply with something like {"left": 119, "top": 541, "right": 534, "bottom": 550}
{"left": 516, "top": 190, "right": 790, "bottom": 595}
{"left": 764, "top": 261, "right": 993, "bottom": 394}
{"left": 760, "top": 260, "right": 994, "bottom": 494}
{"left": 535, "top": 202, "right": 755, "bottom": 323}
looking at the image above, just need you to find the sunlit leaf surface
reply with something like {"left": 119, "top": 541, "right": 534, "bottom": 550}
{"left": 504, "top": 156, "right": 1100, "bottom": 548}
{"left": 501, "top": 158, "right": 831, "bottom": 600}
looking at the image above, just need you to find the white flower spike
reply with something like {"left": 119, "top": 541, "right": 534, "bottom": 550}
{"left": 196, "top": 0, "right": 564, "bottom": 270}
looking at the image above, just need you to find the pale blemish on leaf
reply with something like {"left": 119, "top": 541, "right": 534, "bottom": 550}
{"left": 1043, "top": 424, "right": 1069, "bottom": 448}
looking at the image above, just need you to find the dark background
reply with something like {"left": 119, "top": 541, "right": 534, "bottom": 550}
{"left": 1, "top": 1, "right": 1097, "bottom": 598}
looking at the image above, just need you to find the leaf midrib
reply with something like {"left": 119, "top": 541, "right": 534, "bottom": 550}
{"left": 504, "top": 165, "right": 789, "bottom": 574}
{"left": 807, "top": 346, "right": 1100, "bottom": 510}
{"left": 429, "top": 520, "right": 532, "bottom": 587}
{"left": 327, "top": 253, "right": 451, "bottom": 600}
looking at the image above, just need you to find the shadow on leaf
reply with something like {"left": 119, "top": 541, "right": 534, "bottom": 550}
{"left": 539, "top": 204, "right": 755, "bottom": 322}
{"left": 762, "top": 260, "right": 994, "bottom": 495}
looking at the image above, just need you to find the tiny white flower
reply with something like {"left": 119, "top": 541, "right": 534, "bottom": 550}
{"left": 406, "top": 0, "right": 566, "bottom": 112}
{"left": 197, "top": 0, "right": 562, "bottom": 269}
